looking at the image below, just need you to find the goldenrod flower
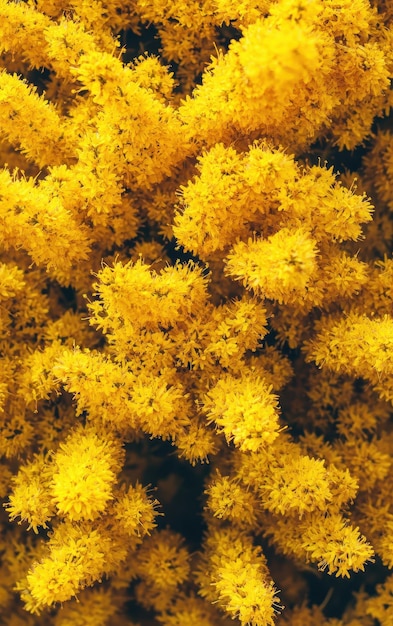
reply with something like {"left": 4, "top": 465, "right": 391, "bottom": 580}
{"left": 203, "top": 373, "right": 281, "bottom": 452}
{"left": 50, "top": 425, "right": 123, "bottom": 522}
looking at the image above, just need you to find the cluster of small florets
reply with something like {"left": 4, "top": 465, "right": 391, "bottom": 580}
{"left": 0, "top": 1, "right": 393, "bottom": 625}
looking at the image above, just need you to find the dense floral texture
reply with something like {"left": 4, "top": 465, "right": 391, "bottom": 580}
{"left": 0, "top": 1, "right": 393, "bottom": 625}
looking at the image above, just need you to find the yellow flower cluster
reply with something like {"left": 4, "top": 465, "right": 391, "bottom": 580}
{"left": 0, "top": 0, "right": 393, "bottom": 625}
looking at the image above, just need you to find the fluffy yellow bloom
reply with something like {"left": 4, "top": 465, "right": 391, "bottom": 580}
{"left": 0, "top": 71, "right": 75, "bottom": 167}
{"left": 334, "top": 438, "right": 391, "bottom": 492}
{"left": 301, "top": 513, "right": 375, "bottom": 578}
{"left": 53, "top": 348, "right": 189, "bottom": 437}
{"left": 204, "top": 296, "right": 268, "bottom": 368}
{"left": 316, "top": 250, "right": 369, "bottom": 305}
{"left": 129, "top": 54, "right": 176, "bottom": 103}
{"left": 0, "top": 168, "right": 91, "bottom": 276}
{"left": 0, "top": 262, "right": 25, "bottom": 299}
{"left": 0, "top": 0, "right": 51, "bottom": 69}
{"left": 203, "top": 373, "right": 281, "bottom": 452}
{"left": 0, "top": 411, "right": 34, "bottom": 459}
{"left": 178, "top": 11, "right": 333, "bottom": 149}
{"left": 89, "top": 259, "right": 209, "bottom": 337}
{"left": 214, "top": 560, "right": 282, "bottom": 626}
{"left": 205, "top": 472, "right": 259, "bottom": 528}
{"left": 260, "top": 454, "right": 332, "bottom": 518}
{"left": 174, "top": 419, "right": 218, "bottom": 465}
{"left": 50, "top": 425, "right": 124, "bottom": 521}
{"left": 134, "top": 529, "right": 191, "bottom": 611}
{"left": 1, "top": 0, "right": 393, "bottom": 623}
{"left": 23, "top": 521, "right": 115, "bottom": 612}
{"left": 260, "top": 509, "right": 374, "bottom": 579}
{"left": 199, "top": 527, "right": 282, "bottom": 626}
{"left": 173, "top": 144, "right": 248, "bottom": 257}
{"left": 135, "top": 529, "right": 190, "bottom": 588}
{"left": 225, "top": 228, "right": 318, "bottom": 305}
{"left": 112, "top": 482, "right": 160, "bottom": 539}
{"left": 305, "top": 312, "right": 393, "bottom": 381}
{"left": 247, "top": 347, "right": 294, "bottom": 392}
{"left": 5, "top": 454, "right": 55, "bottom": 533}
